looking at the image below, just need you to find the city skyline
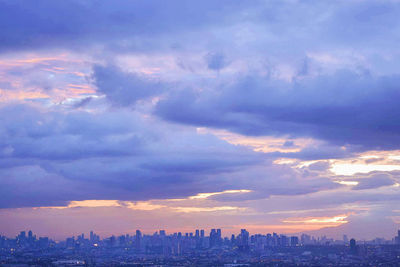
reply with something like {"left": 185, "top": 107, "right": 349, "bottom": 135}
{"left": 4, "top": 228, "right": 400, "bottom": 245}
{"left": 3, "top": 229, "right": 400, "bottom": 265}
{"left": 1, "top": 0, "right": 400, "bottom": 243}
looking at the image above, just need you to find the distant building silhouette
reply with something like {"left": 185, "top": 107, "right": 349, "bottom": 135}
{"left": 350, "top": 238, "right": 357, "bottom": 254}
{"left": 343, "top": 234, "right": 348, "bottom": 244}
{"left": 135, "top": 230, "right": 142, "bottom": 252}
{"left": 290, "top": 236, "right": 299, "bottom": 246}
{"left": 238, "top": 229, "right": 249, "bottom": 251}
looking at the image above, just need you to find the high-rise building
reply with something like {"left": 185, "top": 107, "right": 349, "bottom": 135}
{"left": 396, "top": 230, "right": 400, "bottom": 244}
{"left": 216, "top": 229, "right": 222, "bottom": 245}
{"left": 200, "top": 230, "right": 204, "bottom": 238}
{"left": 90, "top": 231, "right": 94, "bottom": 243}
{"left": 19, "top": 231, "right": 26, "bottom": 240}
{"left": 290, "top": 236, "right": 299, "bottom": 246}
{"left": 350, "top": 238, "right": 357, "bottom": 254}
{"left": 210, "top": 229, "right": 217, "bottom": 247}
{"left": 301, "top": 234, "right": 311, "bottom": 245}
{"left": 280, "top": 235, "right": 288, "bottom": 247}
{"left": 135, "top": 230, "right": 142, "bottom": 251}
{"left": 343, "top": 234, "right": 348, "bottom": 244}
{"left": 398, "top": 230, "right": 400, "bottom": 244}
{"left": 238, "top": 229, "right": 249, "bottom": 251}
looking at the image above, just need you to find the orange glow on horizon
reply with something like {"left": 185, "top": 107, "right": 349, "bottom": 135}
{"left": 188, "top": 189, "right": 252, "bottom": 200}
{"left": 196, "top": 128, "right": 315, "bottom": 153}
{"left": 282, "top": 214, "right": 348, "bottom": 225}
{"left": 34, "top": 189, "right": 251, "bottom": 213}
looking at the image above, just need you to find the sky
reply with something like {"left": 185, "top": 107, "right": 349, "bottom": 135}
{"left": 1, "top": 0, "right": 400, "bottom": 241}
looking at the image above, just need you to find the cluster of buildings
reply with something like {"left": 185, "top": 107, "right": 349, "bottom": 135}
{"left": 1, "top": 229, "right": 400, "bottom": 266}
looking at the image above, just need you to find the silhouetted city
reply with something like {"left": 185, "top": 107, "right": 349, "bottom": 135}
{"left": 1, "top": 229, "right": 400, "bottom": 266}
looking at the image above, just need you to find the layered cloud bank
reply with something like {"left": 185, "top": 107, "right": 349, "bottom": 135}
{"left": 1, "top": 0, "right": 400, "bottom": 239}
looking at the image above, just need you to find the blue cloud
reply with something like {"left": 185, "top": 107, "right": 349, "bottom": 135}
{"left": 156, "top": 70, "right": 400, "bottom": 151}
{"left": 92, "top": 64, "right": 163, "bottom": 106}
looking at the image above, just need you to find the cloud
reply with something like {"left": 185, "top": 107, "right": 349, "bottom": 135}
{"left": 205, "top": 52, "right": 230, "bottom": 71}
{"left": 353, "top": 173, "right": 396, "bottom": 190}
{"left": 2, "top": 0, "right": 400, "bottom": 238}
{"left": 0, "top": 100, "right": 347, "bottom": 209}
{"left": 92, "top": 64, "right": 163, "bottom": 106}
{"left": 1, "top": 0, "right": 400, "bottom": 60}
{"left": 0, "top": 0, "right": 246, "bottom": 53}
{"left": 156, "top": 70, "right": 400, "bottom": 151}
{"left": 0, "top": 103, "right": 277, "bottom": 208}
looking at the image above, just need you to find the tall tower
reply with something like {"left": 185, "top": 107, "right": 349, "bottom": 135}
{"left": 343, "top": 234, "right": 348, "bottom": 244}
{"left": 209, "top": 229, "right": 217, "bottom": 247}
{"left": 135, "top": 230, "right": 142, "bottom": 252}
{"left": 397, "top": 230, "right": 400, "bottom": 244}
{"left": 350, "top": 238, "right": 357, "bottom": 254}
{"left": 239, "top": 229, "right": 249, "bottom": 251}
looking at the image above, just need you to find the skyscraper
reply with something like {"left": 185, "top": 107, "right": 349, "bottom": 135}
{"left": 290, "top": 236, "right": 299, "bottom": 246}
{"left": 238, "top": 229, "right": 249, "bottom": 251}
{"left": 216, "top": 229, "right": 222, "bottom": 245}
{"left": 135, "top": 230, "right": 142, "bottom": 252}
{"left": 350, "top": 238, "right": 357, "bottom": 255}
{"left": 210, "top": 229, "right": 217, "bottom": 247}
{"left": 343, "top": 234, "right": 348, "bottom": 244}
{"left": 396, "top": 230, "right": 400, "bottom": 244}
{"left": 90, "top": 231, "right": 94, "bottom": 243}
{"left": 19, "top": 231, "right": 26, "bottom": 240}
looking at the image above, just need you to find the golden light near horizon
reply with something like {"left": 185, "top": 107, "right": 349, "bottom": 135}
{"left": 68, "top": 200, "right": 121, "bottom": 208}
{"left": 331, "top": 163, "right": 400, "bottom": 176}
{"left": 271, "top": 149, "right": 400, "bottom": 177}
{"left": 35, "top": 189, "right": 252, "bottom": 213}
{"left": 282, "top": 214, "right": 348, "bottom": 225}
{"left": 233, "top": 214, "right": 349, "bottom": 233}
{"left": 188, "top": 189, "right": 252, "bottom": 200}
{"left": 196, "top": 128, "right": 315, "bottom": 153}
{"left": 172, "top": 206, "right": 243, "bottom": 213}
{"left": 334, "top": 181, "right": 359, "bottom": 186}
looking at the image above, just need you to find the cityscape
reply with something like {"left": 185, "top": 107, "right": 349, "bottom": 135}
{"left": 1, "top": 229, "right": 400, "bottom": 266}
{"left": 3, "top": 0, "right": 400, "bottom": 266}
